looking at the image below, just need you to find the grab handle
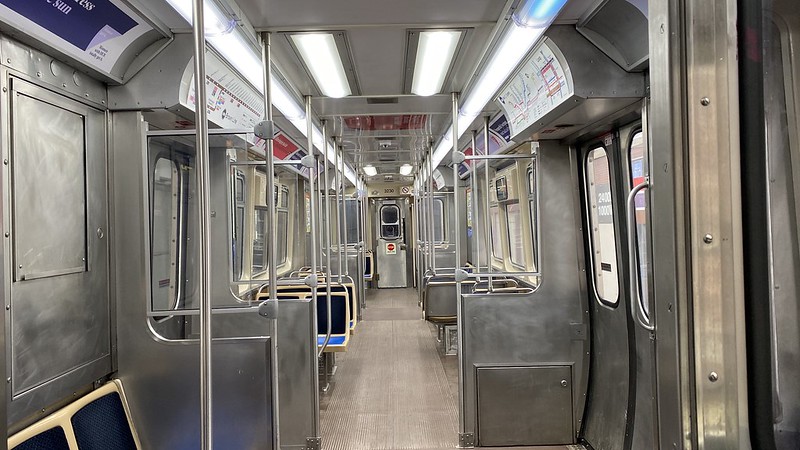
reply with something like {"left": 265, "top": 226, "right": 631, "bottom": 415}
{"left": 626, "top": 179, "right": 654, "bottom": 331}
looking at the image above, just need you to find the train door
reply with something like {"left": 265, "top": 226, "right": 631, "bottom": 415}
{"left": 376, "top": 199, "right": 407, "bottom": 288}
{"left": 580, "top": 115, "right": 657, "bottom": 449}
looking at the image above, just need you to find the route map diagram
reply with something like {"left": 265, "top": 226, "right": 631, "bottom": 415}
{"left": 496, "top": 40, "right": 573, "bottom": 139}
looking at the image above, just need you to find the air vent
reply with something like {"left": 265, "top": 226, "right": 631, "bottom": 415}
{"left": 366, "top": 97, "right": 399, "bottom": 104}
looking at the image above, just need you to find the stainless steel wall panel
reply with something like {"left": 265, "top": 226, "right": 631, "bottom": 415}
{"left": 476, "top": 365, "right": 573, "bottom": 446}
{"left": 6, "top": 76, "right": 110, "bottom": 425}
{"left": 111, "top": 112, "right": 275, "bottom": 449}
{"left": 459, "top": 142, "right": 588, "bottom": 444}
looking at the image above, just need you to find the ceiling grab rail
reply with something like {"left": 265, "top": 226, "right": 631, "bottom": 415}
{"left": 256, "top": 32, "right": 282, "bottom": 449}
{"left": 626, "top": 178, "right": 654, "bottom": 331}
{"left": 189, "top": 0, "right": 213, "bottom": 447}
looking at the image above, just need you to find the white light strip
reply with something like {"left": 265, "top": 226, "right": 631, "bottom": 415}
{"left": 164, "top": 0, "right": 357, "bottom": 185}
{"left": 411, "top": 31, "right": 461, "bottom": 96}
{"left": 399, "top": 164, "right": 413, "bottom": 176}
{"left": 291, "top": 33, "right": 352, "bottom": 98}
{"left": 420, "top": 0, "right": 567, "bottom": 183}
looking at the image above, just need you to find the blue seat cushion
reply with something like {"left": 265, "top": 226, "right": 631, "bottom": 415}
{"left": 318, "top": 335, "right": 347, "bottom": 346}
{"left": 13, "top": 427, "right": 70, "bottom": 450}
{"left": 72, "top": 392, "right": 137, "bottom": 450}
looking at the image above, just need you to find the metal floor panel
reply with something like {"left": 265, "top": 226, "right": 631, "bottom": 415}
{"left": 320, "top": 288, "right": 459, "bottom": 449}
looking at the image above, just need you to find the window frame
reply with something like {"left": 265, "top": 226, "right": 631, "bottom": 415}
{"left": 526, "top": 160, "right": 540, "bottom": 273}
{"left": 379, "top": 204, "right": 402, "bottom": 240}
{"left": 489, "top": 204, "right": 504, "bottom": 260}
{"left": 505, "top": 201, "right": 526, "bottom": 269}
{"left": 432, "top": 197, "right": 446, "bottom": 243}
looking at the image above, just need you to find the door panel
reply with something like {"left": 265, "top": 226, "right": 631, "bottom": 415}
{"left": 376, "top": 201, "right": 407, "bottom": 288}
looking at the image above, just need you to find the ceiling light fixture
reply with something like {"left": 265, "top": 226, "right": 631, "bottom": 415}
{"left": 411, "top": 30, "right": 462, "bottom": 96}
{"left": 290, "top": 33, "right": 352, "bottom": 98}
{"left": 363, "top": 165, "right": 378, "bottom": 177}
{"left": 399, "top": 164, "right": 413, "bottom": 176}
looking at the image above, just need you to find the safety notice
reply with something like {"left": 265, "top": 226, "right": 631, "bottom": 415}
{"left": 386, "top": 243, "right": 397, "bottom": 255}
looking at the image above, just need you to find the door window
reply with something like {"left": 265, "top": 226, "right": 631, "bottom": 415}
{"left": 586, "top": 146, "right": 619, "bottom": 305}
{"left": 380, "top": 205, "right": 401, "bottom": 239}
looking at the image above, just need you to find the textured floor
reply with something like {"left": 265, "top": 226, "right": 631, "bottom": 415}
{"left": 319, "top": 287, "right": 581, "bottom": 450}
{"left": 320, "top": 288, "right": 459, "bottom": 450}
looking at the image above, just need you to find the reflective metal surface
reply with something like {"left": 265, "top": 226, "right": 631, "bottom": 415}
{"left": 459, "top": 143, "right": 587, "bottom": 444}
{"left": 6, "top": 76, "right": 110, "bottom": 425}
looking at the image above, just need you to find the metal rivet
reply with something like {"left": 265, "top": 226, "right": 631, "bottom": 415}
{"left": 3, "top": 159, "right": 7, "bottom": 165}
{"left": 4, "top": 305, "right": 8, "bottom": 310}
{"left": 709, "top": 371, "right": 719, "bottom": 382}
{"left": 701, "top": 97, "right": 711, "bottom": 106}
{"left": 2, "top": 87, "right": 6, "bottom": 93}
{"left": 561, "top": 379, "right": 568, "bottom": 387}
{"left": 6, "top": 377, "right": 10, "bottom": 383}
{"left": 36, "top": 71, "right": 41, "bottom": 77}
{"left": 703, "top": 234, "right": 713, "bottom": 244}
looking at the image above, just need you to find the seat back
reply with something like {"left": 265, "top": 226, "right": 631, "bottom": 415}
{"left": 9, "top": 380, "right": 141, "bottom": 450}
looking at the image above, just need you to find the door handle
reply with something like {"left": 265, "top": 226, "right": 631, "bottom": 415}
{"left": 626, "top": 178, "right": 654, "bottom": 331}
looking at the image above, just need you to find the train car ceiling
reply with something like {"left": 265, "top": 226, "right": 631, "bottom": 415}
{"left": 576, "top": 0, "right": 649, "bottom": 72}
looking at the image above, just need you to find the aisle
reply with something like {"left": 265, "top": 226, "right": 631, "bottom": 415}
{"left": 319, "top": 288, "right": 459, "bottom": 450}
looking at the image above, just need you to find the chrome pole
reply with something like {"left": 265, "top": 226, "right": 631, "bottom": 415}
{"left": 428, "top": 152, "right": 436, "bottom": 273}
{"left": 483, "top": 116, "right": 493, "bottom": 291}
{"left": 304, "top": 95, "right": 322, "bottom": 404}
{"left": 342, "top": 156, "right": 350, "bottom": 276}
{"left": 259, "top": 32, "right": 280, "bottom": 450}
{"left": 190, "top": 1, "right": 212, "bottom": 447}
{"left": 335, "top": 142, "right": 344, "bottom": 282}
{"left": 471, "top": 130, "right": 479, "bottom": 273}
{"left": 319, "top": 123, "right": 333, "bottom": 355}
{"left": 450, "top": 93, "right": 466, "bottom": 441}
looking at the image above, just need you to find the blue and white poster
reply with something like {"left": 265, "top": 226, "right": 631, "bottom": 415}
{"left": 0, "top": 0, "right": 153, "bottom": 73}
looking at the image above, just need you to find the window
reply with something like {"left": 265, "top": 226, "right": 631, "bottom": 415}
{"left": 629, "top": 131, "right": 649, "bottom": 312}
{"left": 252, "top": 206, "right": 268, "bottom": 274}
{"left": 586, "top": 146, "right": 619, "bottom": 305}
{"left": 345, "top": 199, "right": 360, "bottom": 244}
{"left": 380, "top": 204, "right": 401, "bottom": 239}
{"left": 527, "top": 163, "right": 539, "bottom": 272}
{"left": 432, "top": 198, "right": 445, "bottom": 243}
{"left": 231, "top": 169, "right": 246, "bottom": 281}
{"left": 151, "top": 158, "right": 179, "bottom": 312}
{"left": 490, "top": 205, "right": 504, "bottom": 258}
{"left": 506, "top": 202, "right": 525, "bottom": 267}
{"left": 277, "top": 210, "right": 288, "bottom": 265}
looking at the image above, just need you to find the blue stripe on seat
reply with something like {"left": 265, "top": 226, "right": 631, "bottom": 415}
{"left": 318, "top": 335, "right": 347, "bottom": 346}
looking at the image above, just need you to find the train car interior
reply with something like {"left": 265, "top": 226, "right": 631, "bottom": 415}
{"left": 0, "top": 0, "right": 796, "bottom": 448}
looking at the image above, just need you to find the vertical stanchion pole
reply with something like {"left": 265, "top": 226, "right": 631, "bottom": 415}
{"left": 258, "top": 32, "right": 281, "bottom": 450}
{"left": 450, "top": 93, "right": 466, "bottom": 443}
{"left": 428, "top": 153, "right": 436, "bottom": 273}
{"left": 335, "top": 142, "right": 344, "bottom": 282}
{"left": 303, "top": 96, "right": 322, "bottom": 436}
{"left": 190, "top": 1, "right": 213, "bottom": 448}
{"left": 342, "top": 157, "right": 350, "bottom": 276}
{"left": 470, "top": 130, "right": 478, "bottom": 273}
{"left": 483, "top": 116, "right": 492, "bottom": 292}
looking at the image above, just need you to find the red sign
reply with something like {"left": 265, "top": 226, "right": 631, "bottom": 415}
{"left": 387, "top": 243, "right": 395, "bottom": 251}
{"left": 343, "top": 115, "right": 427, "bottom": 131}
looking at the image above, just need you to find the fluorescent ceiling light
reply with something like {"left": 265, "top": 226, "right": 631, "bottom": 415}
{"left": 290, "top": 33, "right": 351, "bottom": 98}
{"left": 164, "top": 0, "right": 234, "bottom": 36}
{"left": 363, "top": 165, "right": 378, "bottom": 177}
{"left": 513, "top": 0, "right": 569, "bottom": 28}
{"left": 399, "top": 164, "right": 413, "bottom": 176}
{"left": 411, "top": 31, "right": 461, "bottom": 96}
